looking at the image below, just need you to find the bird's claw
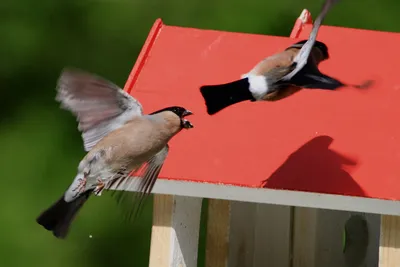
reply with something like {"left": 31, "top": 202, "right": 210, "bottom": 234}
{"left": 94, "top": 179, "right": 105, "bottom": 196}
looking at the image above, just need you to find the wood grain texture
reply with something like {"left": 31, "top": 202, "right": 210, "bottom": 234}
{"left": 253, "top": 204, "right": 292, "bottom": 267}
{"left": 205, "top": 199, "right": 231, "bottom": 267}
{"left": 227, "top": 201, "right": 257, "bottom": 267}
{"left": 379, "top": 215, "right": 400, "bottom": 267}
{"left": 149, "top": 194, "right": 174, "bottom": 267}
{"left": 206, "top": 201, "right": 293, "bottom": 267}
{"left": 292, "top": 207, "right": 318, "bottom": 267}
{"left": 149, "top": 194, "right": 202, "bottom": 267}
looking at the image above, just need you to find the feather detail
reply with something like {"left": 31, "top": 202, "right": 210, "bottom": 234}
{"left": 36, "top": 190, "right": 92, "bottom": 239}
{"left": 282, "top": 0, "right": 340, "bottom": 81}
{"left": 55, "top": 67, "right": 144, "bottom": 151}
{"left": 106, "top": 145, "right": 169, "bottom": 221}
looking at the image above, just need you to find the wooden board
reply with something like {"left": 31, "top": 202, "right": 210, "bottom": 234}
{"left": 379, "top": 215, "right": 400, "bottom": 267}
{"left": 205, "top": 200, "right": 292, "bottom": 267}
{"left": 149, "top": 195, "right": 202, "bottom": 267}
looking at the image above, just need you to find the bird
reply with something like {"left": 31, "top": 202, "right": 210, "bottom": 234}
{"left": 36, "top": 68, "right": 194, "bottom": 239}
{"left": 199, "top": 0, "right": 370, "bottom": 115}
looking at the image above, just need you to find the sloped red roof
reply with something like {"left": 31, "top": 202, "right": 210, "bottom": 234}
{"left": 124, "top": 14, "right": 400, "bottom": 203}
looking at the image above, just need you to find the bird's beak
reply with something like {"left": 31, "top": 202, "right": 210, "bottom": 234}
{"left": 182, "top": 110, "right": 194, "bottom": 129}
{"left": 183, "top": 110, "right": 193, "bottom": 117}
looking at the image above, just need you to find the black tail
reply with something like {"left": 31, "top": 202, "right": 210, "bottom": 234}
{"left": 200, "top": 78, "right": 255, "bottom": 115}
{"left": 36, "top": 190, "right": 92, "bottom": 239}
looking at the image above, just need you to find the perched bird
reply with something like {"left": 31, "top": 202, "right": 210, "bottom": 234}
{"left": 36, "top": 68, "right": 194, "bottom": 239}
{"left": 200, "top": 0, "right": 368, "bottom": 115}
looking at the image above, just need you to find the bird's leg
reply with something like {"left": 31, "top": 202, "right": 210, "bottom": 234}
{"left": 94, "top": 178, "right": 105, "bottom": 196}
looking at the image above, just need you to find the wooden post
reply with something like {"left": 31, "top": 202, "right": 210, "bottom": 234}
{"left": 149, "top": 194, "right": 202, "bottom": 267}
{"left": 379, "top": 215, "right": 400, "bottom": 267}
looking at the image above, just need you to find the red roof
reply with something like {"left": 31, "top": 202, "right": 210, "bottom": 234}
{"left": 124, "top": 14, "right": 400, "bottom": 202}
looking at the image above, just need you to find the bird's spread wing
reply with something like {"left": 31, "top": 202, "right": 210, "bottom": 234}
{"left": 56, "top": 68, "right": 144, "bottom": 151}
{"left": 107, "top": 145, "right": 170, "bottom": 221}
{"left": 289, "top": 63, "right": 345, "bottom": 89}
{"left": 282, "top": 0, "right": 340, "bottom": 81}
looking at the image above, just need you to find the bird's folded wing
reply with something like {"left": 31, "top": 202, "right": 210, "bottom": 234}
{"left": 282, "top": 0, "right": 340, "bottom": 81}
{"left": 56, "top": 68, "right": 144, "bottom": 151}
{"left": 108, "top": 145, "right": 170, "bottom": 221}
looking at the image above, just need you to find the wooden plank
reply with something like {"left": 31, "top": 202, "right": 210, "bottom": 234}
{"left": 149, "top": 194, "right": 174, "bottom": 267}
{"left": 205, "top": 199, "right": 231, "bottom": 267}
{"left": 205, "top": 199, "right": 260, "bottom": 267}
{"left": 149, "top": 194, "right": 202, "bottom": 267}
{"left": 315, "top": 209, "right": 349, "bottom": 267}
{"left": 253, "top": 204, "right": 292, "bottom": 267}
{"left": 227, "top": 201, "right": 257, "bottom": 267}
{"left": 379, "top": 215, "right": 400, "bottom": 267}
{"left": 292, "top": 207, "right": 378, "bottom": 267}
{"left": 292, "top": 207, "right": 318, "bottom": 267}
{"left": 146, "top": 178, "right": 400, "bottom": 216}
{"left": 364, "top": 213, "right": 380, "bottom": 267}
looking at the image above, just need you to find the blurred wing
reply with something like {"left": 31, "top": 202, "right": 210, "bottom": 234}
{"left": 107, "top": 145, "right": 169, "bottom": 221}
{"left": 289, "top": 63, "right": 345, "bottom": 89}
{"left": 282, "top": 0, "right": 340, "bottom": 80}
{"left": 56, "top": 68, "right": 144, "bottom": 151}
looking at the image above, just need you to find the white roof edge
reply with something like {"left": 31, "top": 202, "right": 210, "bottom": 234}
{"left": 108, "top": 178, "right": 400, "bottom": 216}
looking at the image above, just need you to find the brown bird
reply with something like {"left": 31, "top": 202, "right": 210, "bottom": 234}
{"left": 36, "top": 68, "right": 194, "bottom": 239}
{"left": 199, "top": 0, "right": 367, "bottom": 115}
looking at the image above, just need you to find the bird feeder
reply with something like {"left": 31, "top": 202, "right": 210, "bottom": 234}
{"left": 121, "top": 9, "right": 400, "bottom": 267}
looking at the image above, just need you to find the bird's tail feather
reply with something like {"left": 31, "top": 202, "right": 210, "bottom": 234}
{"left": 200, "top": 78, "right": 255, "bottom": 115}
{"left": 36, "top": 190, "right": 92, "bottom": 239}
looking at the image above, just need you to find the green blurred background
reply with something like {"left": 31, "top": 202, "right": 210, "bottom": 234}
{"left": 1, "top": 0, "right": 399, "bottom": 266}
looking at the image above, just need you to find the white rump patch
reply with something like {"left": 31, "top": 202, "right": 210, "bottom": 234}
{"left": 247, "top": 75, "right": 269, "bottom": 100}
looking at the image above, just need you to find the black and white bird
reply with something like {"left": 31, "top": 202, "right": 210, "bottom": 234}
{"left": 36, "top": 68, "right": 194, "bottom": 239}
{"left": 200, "top": 0, "right": 371, "bottom": 115}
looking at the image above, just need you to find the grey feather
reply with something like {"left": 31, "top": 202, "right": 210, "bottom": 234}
{"left": 55, "top": 67, "right": 144, "bottom": 151}
{"left": 108, "top": 145, "right": 170, "bottom": 221}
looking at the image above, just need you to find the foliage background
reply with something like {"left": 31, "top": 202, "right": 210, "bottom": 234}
{"left": 1, "top": 0, "right": 399, "bottom": 266}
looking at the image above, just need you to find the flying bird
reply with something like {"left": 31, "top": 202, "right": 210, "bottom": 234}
{"left": 36, "top": 68, "right": 194, "bottom": 239}
{"left": 200, "top": 0, "right": 369, "bottom": 115}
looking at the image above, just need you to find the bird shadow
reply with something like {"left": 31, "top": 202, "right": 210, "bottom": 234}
{"left": 262, "top": 135, "right": 365, "bottom": 197}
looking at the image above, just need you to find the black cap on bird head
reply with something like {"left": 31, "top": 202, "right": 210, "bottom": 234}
{"left": 150, "top": 106, "right": 194, "bottom": 129}
{"left": 288, "top": 40, "right": 330, "bottom": 60}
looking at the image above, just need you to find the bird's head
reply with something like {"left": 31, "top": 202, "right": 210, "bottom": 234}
{"left": 313, "top": 40, "right": 329, "bottom": 60}
{"left": 151, "top": 106, "right": 194, "bottom": 129}
{"left": 288, "top": 40, "right": 330, "bottom": 61}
